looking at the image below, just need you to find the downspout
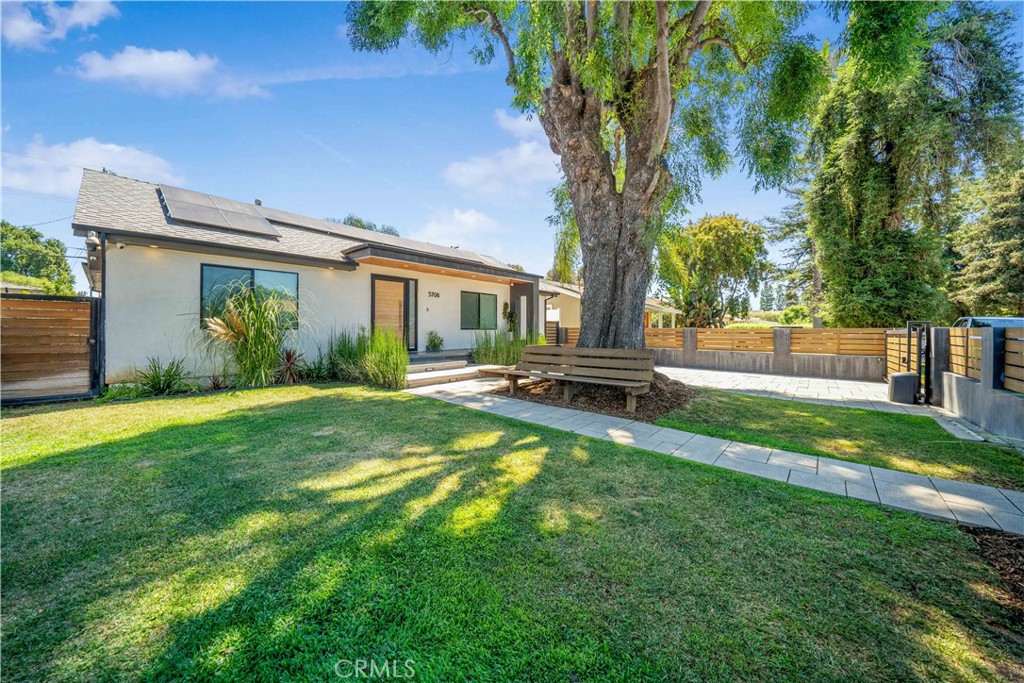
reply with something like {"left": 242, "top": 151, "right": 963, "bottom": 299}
{"left": 98, "top": 232, "right": 107, "bottom": 390}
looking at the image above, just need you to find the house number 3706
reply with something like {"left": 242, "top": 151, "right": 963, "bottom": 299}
{"left": 428, "top": 291, "right": 440, "bottom": 298}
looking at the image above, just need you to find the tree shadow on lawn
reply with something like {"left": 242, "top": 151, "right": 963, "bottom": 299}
{"left": 2, "top": 387, "right": 1023, "bottom": 682}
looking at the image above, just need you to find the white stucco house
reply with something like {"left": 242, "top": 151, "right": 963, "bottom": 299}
{"left": 72, "top": 169, "right": 541, "bottom": 383}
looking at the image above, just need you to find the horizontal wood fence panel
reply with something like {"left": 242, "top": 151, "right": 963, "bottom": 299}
{"left": 1, "top": 295, "right": 98, "bottom": 403}
{"left": 1004, "top": 328, "right": 1024, "bottom": 393}
{"left": 948, "top": 328, "right": 983, "bottom": 380}
{"left": 885, "top": 330, "right": 922, "bottom": 378}
{"left": 696, "top": 329, "right": 773, "bottom": 352}
{"left": 791, "top": 328, "right": 886, "bottom": 356}
{"left": 645, "top": 328, "right": 683, "bottom": 349}
{"left": 564, "top": 327, "right": 579, "bottom": 347}
{"left": 544, "top": 321, "right": 558, "bottom": 345}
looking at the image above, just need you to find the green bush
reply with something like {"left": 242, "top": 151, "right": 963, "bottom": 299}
{"left": 426, "top": 330, "right": 445, "bottom": 352}
{"left": 305, "top": 328, "right": 408, "bottom": 389}
{"left": 135, "top": 357, "right": 191, "bottom": 396}
{"left": 96, "top": 383, "right": 148, "bottom": 403}
{"left": 780, "top": 305, "right": 811, "bottom": 326}
{"left": 471, "top": 331, "right": 545, "bottom": 365}
{"left": 359, "top": 327, "right": 408, "bottom": 390}
{"left": 203, "top": 288, "right": 292, "bottom": 387}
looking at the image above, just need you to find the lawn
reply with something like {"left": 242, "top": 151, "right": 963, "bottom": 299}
{"left": 656, "top": 389, "right": 1024, "bottom": 490}
{"left": 2, "top": 385, "right": 1022, "bottom": 682}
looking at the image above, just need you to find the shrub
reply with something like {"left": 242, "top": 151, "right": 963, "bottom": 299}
{"left": 97, "top": 383, "right": 147, "bottom": 403}
{"left": 277, "top": 348, "right": 302, "bottom": 385}
{"left": 471, "top": 331, "right": 545, "bottom": 365}
{"left": 326, "top": 329, "right": 364, "bottom": 382}
{"left": 359, "top": 327, "right": 408, "bottom": 390}
{"left": 426, "top": 330, "right": 445, "bottom": 353}
{"left": 204, "top": 288, "right": 291, "bottom": 387}
{"left": 780, "top": 304, "right": 811, "bottom": 326}
{"left": 135, "top": 357, "right": 191, "bottom": 396}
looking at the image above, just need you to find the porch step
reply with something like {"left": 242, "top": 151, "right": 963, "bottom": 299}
{"left": 405, "top": 364, "right": 504, "bottom": 389}
{"left": 405, "top": 359, "right": 467, "bottom": 374}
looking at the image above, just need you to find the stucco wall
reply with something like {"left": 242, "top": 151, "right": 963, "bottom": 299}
{"left": 104, "top": 245, "right": 511, "bottom": 381}
{"left": 547, "top": 295, "right": 581, "bottom": 328}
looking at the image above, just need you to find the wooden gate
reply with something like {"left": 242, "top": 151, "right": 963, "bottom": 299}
{"left": 1, "top": 294, "right": 102, "bottom": 405}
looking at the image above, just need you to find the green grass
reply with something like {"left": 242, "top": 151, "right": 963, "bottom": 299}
{"left": 656, "top": 389, "right": 1024, "bottom": 490}
{"left": 2, "top": 387, "right": 1022, "bottom": 682}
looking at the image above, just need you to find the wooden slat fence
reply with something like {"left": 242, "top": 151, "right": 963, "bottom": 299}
{"left": 645, "top": 327, "right": 683, "bottom": 349}
{"left": 885, "top": 329, "right": 921, "bottom": 378}
{"left": 1003, "top": 327, "right": 1024, "bottom": 393}
{"left": 696, "top": 329, "right": 773, "bottom": 352}
{"left": 791, "top": 328, "right": 885, "bottom": 356}
{"left": 948, "top": 328, "right": 983, "bottom": 380}
{"left": 544, "top": 321, "right": 559, "bottom": 345}
{"left": 1, "top": 294, "right": 100, "bottom": 403}
{"left": 563, "top": 327, "right": 579, "bottom": 348}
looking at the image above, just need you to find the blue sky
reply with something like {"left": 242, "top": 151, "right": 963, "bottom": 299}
{"left": 2, "top": 2, "right": 1020, "bottom": 295}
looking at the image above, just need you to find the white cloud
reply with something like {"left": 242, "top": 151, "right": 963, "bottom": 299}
{"left": 2, "top": 136, "right": 183, "bottom": 197}
{"left": 73, "top": 46, "right": 269, "bottom": 98}
{"left": 443, "top": 109, "right": 560, "bottom": 199}
{"left": 494, "top": 110, "right": 546, "bottom": 141}
{"left": 2, "top": 1, "right": 118, "bottom": 49}
{"left": 408, "top": 208, "right": 501, "bottom": 247}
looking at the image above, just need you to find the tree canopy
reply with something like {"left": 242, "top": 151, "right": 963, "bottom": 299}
{"left": 656, "top": 213, "right": 767, "bottom": 327}
{"left": 327, "top": 213, "right": 401, "bottom": 237}
{"left": 0, "top": 220, "right": 75, "bottom": 295}
{"left": 950, "top": 167, "right": 1024, "bottom": 316}
{"left": 804, "top": 2, "right": 1022, "bottom": 327}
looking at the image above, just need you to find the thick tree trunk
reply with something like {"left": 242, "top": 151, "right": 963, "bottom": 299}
{"left": 540, "top": 51, "right": 671, "bottom": 349}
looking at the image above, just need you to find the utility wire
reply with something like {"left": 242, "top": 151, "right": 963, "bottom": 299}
{"left": 20, "top": 215, "right": 73, "bottom": 228}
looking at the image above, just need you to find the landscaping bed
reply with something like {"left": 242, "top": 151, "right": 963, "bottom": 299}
{"left": 3, "top": 386, "right": 1023, "bottom": 681}
{"left": 490, "top": 371, "right": 691, "bottom": 422}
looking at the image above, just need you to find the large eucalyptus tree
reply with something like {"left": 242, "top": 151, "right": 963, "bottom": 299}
{"left": 347, "top": 1, "right": 918, "bottom": 348}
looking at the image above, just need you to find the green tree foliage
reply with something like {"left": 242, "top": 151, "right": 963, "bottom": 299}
{"left": 0, "top": 220, "right": 75, "bottom": 295}
{"left": 759, "top": 281, "right": 776, "bottom": 311}
{"left": 657, "top": 214, "right": 767, "bottom": 327}
{"left": 951, "top": 168, "right": 1024, "bottom": 315}
{"left": 346, "top": 0, "right": 844, "bottom": 347}
{"left": 765, "top": 181, "right": 822, "bottom": 316}
{"left": 806, "top": 3, "right": 1022, "bottom": 328}
{"left": 326, "top": 213, "right": 401, "bottom": 237}
{"left": 546, "top": 181, "right": 581, "bottom": 284}
{"left": 779, "top": 304, "right": 811, "bottom": 326}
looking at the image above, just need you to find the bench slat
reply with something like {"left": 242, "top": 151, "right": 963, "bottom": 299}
{"left": 500, "top": 369, "right": 648, "bottom": 388}
{"left": 523, "top": 345, "right": 653, "bottom": 360}
{"left": 519, "top": 354, "right": 654, "bottom": 370}
{"left": 516, "top": 362, "right": 653, "bottom": 382}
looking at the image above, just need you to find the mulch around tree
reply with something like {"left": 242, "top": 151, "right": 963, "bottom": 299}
{"left": 487, "top": 371, "right": 692, "bottom": 423}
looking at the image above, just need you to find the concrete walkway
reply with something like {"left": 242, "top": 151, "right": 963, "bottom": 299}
{"left": 408, "top": 378, "right": 1024, "bottom": 536}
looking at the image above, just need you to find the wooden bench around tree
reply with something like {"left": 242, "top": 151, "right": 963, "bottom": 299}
{"left": 487, "top": 345, "right": 655, "bottom": 413}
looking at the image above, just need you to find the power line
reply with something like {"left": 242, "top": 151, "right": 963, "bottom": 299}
{"left": 1, "top": 187, "right": 77, "bottom": 202}
{"left": 21, "top": 215, "right": 73, "bottom": 228}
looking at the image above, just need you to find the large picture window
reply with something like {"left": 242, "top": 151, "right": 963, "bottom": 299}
{"left": 201, "top": 264, "right": 298, "bottom": 328}
{"left": 460, "top": 291, "right": 498, "bottom": 330}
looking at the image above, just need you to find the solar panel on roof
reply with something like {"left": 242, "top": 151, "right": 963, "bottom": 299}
{"left": 159, "top": 185, "right": 215, "bottom": 207}
{"left": 158, "top": 186, "right": 280, "bottom": 237}
{"left": 211, "top": 195, "right": 262, "bottom": 216}
{"left": 223, "top": 210, "right": 280, "bottom": 236}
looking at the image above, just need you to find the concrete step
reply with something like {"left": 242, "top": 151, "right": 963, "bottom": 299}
{"left": 406, "top": 365, "right": 505, "bottom": 389}
{"left": 406, "top": 359, "right": 467, "bottom": 374}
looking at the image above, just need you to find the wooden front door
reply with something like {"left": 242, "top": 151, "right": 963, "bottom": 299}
{"left": 372, "top": 276, "right": 416, "bottom": 350}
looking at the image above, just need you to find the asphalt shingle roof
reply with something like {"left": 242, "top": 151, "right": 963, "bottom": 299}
{"left": 72, "top": 169, "right": 515, "bottom": 271}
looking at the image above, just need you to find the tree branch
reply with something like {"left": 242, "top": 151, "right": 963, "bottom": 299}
{"left": 613, "top": 1, "right": 632, "bottom": 84}
{"left": 467, "top": 7, "right": 517, "bottom": 85}
{"left": 586, "top": 0, "right": 599, "bottom": 48}
{"left": 694, "top": 35, "right": 749, "bottom": 69}
{"left": 649, "top": 0, "right": 673, "bottom": 164}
